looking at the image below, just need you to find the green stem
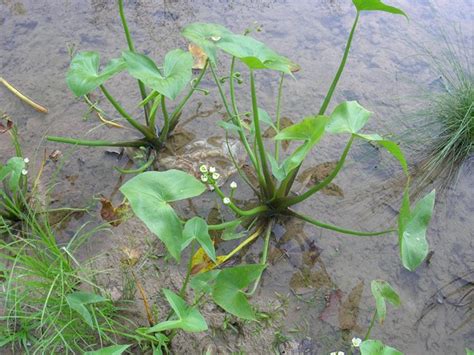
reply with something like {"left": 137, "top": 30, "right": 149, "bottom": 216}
{"left": 280, "top": 12, "right": 360, "bottom": 197}
{"left": 250, "top": 70, "right": 275, "bottom": 198}
{"left": 207, "top": 218, "right": 243, "bottom": 231}
{"left": 159, "top": 95, "right": 170, "bottom": 141}
{"left": 100, "top": 85, "right": 156, "bottom": 144}
{"left": 170, "top": 61, "right": 209, "bottom": 129}
{"left": 114, "top": 155, "right": 155, "bottom": 174}
{"left": 287, "top": 209, "right": 396, "bottom": 237}
{"left": 281, "top": 135, "right": 354, "bottom": 208}
{"left": 47, "top": 136, "right": 147, "bottom": 148}
{"left": 149, "top": 94, "right": 161, "bottom": 134}
{"left": 275, "top": 73, "right": 285, "bottom": 161}
{"left": 364, "top": 310, "right": 377, "bottom": 340}
{"left": 228, "top": 58, "right": 259, "bottom": 171}
{"left": 318, "top": 11, "right": 360, "bottom": 116}
{"left": 179, "top": 241, "right": 195, "bottom": 298}
{"left": 213, "top": 184, "right": 268, "bottom": 217}
{"left": 118, "top": 0, "right": 149, "bottom": 123}
{"left": 248, "top": 220, "right": 274, "bottom": 295}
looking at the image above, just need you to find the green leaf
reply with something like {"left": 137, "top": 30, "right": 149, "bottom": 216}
{"left": 267, "top": 153, "right": 287, "bottom": 182}
{"left": 190, "top": 270, "right": 221, "bottom": 295}
{"left": 250, "top": 107, "right": 276, "bottom": 136}
{"left": 360, "top": 339, "right": 403, "bottom": 355}
{"left": 182, "top": 23, "right": 298, "bottom": 74}
{"left": 370, "top": 280, "right": 401, "bottom": 324}
{"left": 183, "top": 217, "right": 216, "bottom": 262}
{"left": 147, "top": 289, "right": 208, "bottom": 333}
{"left": 216, "top": 34, "right": 297, "bottom": 74}
{"left": 66, "top": 51, "right": 126, "bottom": 96}
{"left": 355, "top": 134, "right": 408, "bottom": 175}
{"left": 123, "top": 49, "right": 193, "bottom": 100}
{"left": 352, "top": 0, "right": 407, "bottom": 18}
{"left": 211, "top": 264, "right": 265, "bottom": 320}
{"left": 182, "top": 23, "right": 234, "bottom": 64}
{"left": 84, "top": 344, "right": 131, "bottom": 355}
{"left": 466, "top": 349, "right": 474, "bottom": 355}
{"left": 0, "top": 157, "right": 26, "bottom": 193}
{"left": 398, "top": 190, "right": 436, "bottom": 271}
{"left": 120, "top": 170, "right": 206, "bottom": 261}
{"left": 66, "top": 291, "right": 107, "bottom": 328}
{"left": 275, "top": 115, "right": 327, "bottom": 141}
{"left": 326, "top": 101, "right": 372, "bottom": 134}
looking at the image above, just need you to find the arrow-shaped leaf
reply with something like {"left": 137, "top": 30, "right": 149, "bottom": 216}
{"left": 66, "top": 51, "right": 126, "bottom": 97}
{"left": 84, "top": 345, "right": 131, "bottom": 355}
{"left": 360, "top": 339, "right": 403, "bottom": 355}
{"left": 120, "top": 170, "right": 206, "bottom": 261}
{"left": 66, "top": 291, "right": 107, "bottom": 328}
{"left": 123, "top": 49, "right": 193, "bottom": 100}
{"left": 352, "top": 0, "right": 407, "bottom": 18}
{"left": 182, "top": 217, "right": 216, "bottom": 262}
{"left": 211, "top": 264, "right": 265, "bottom": 320}
{"left": 326, "top": 101, "right": 372, "bottom": 134}
{"left": 370, "top": 280, "right": 400, "bottom": 324}
{"left": 147, "top": 289, "right": 207, "bottom": 333}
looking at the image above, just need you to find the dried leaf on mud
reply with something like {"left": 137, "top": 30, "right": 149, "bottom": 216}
{"left": 297, "top": 162, "right": 344, "bottom": 197}
{"left": 99, "top": 196, "right": 129, "bottom": 227}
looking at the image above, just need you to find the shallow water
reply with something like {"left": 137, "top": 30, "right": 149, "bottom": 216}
{"left": 1, "top": 0, "right": 473, "bottom": 354}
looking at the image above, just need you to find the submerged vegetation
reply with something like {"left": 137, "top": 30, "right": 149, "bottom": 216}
{"left": 6, "top": 0, "right": 474, "bottom": 353}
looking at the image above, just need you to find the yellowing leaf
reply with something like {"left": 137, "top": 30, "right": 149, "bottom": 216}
{"left": 188, "top": 43, "right": 208, "bottom": 70}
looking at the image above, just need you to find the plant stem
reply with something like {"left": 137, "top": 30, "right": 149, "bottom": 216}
{"left": 149, "top": 94, "right": 161, "bottom": 134}
{"left": 281, "top": 135, "right": 354, "bottom": 207}
{"left": 100, "top": 85, "right": 157, "bottom": 144}
{"left": 159, "top": 95, "right": 170, "bottom": 141}
{"left": 47, "top": 136, "right": 147, "bottom": 147}
{"left": 250, "top": 70, "right": 275, "bottom": 198}
{"left": 179, "top": 241, "right": 195, "bottom": 298}
{"left": 287, "top": 209, "right": 396, "bottom": 236}
{"left": 319, "top": 12, "right": 360, "bottom": 116}
{"left": 275, "top": 73, "right": 285, "bottom": 161}
{"left": 114, "top": 154, "right": 155, "bottom": 174}
{"left": 118, "top": 0, "right": 149, "bottom": 123}
{"left": 213, "top": 184, "right": 268, "bottom": 217}
{"left": 0, "top": 76, "right": 48, "bottom": 113}
{"left": 281, "top": 12, "right": 360, "bottom": 197}
{"left": 207, "top": 218, "right": 243, "bottom": 230}
{"left": 170, "top": 61, "right": 209, "bottom": 128}
{"left": 364, "top": 310, "right": 377, "bottom": 340}
{"left": 248, "top": 220, "right": 274, "bottom": 295}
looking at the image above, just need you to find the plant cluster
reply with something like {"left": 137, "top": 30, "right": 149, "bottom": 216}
{"left": 1, "top": 0, "right": 443, "bottom": 354}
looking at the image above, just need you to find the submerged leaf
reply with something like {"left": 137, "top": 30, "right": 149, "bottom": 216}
{"left": 147, "top": 289, "right": 207, "bottom": 333}
{"left": 370, "top": 280, "right": 400, "bottom": 324}
{"left": 360, "top": 339, "right": 403, "bottom": 355}
{"left": 352, "top": 0, "right": 407, "bottom": 18}
{"left": 120, "top": 170, "right": 206, "bottom": 261}
{"left": 66, "top": 51, "right": 126, "bottom": 96}
{"left": 123, "top": 49, "right": 193, "bottom": 100}
{"left": 398, "top": 190, "right": 436, "bottom": 271}
{"left": 212, "top": 264, "right": 265, "bottom": 320}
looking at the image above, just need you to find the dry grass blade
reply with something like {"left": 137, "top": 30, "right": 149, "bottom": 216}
{"left": 0, "top": 76, "right": 48, "bottom": 113}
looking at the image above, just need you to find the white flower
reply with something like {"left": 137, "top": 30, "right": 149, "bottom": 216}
{"left": 210, "top": 35, "right": 221, "bottom": 42}
{"left": 212, "top": 172, "right": 220, "bottom": 180}
{"left": 209, "top": 185, "right": 215, "bottom": 191}
{"left": 352, "top": 337, "right": 362, "bottom": 348}
{"left": 21, "top": 169, "right": 28, "bottom": 175}
{"left": 199, "top": 165, "right": 208, "bottom": 173}
{"left": 209, "top": 166, "right": 216, "bottom": 173}
{"left": 23, "top": 157, "right": 30, "bottom": 164}
{"left": 222, "top": 197, "right": 231, "bottom": 205}
{"left": 200, "top": 175, "right": 208, "bottom": 182}
{"left": 230, "top": 181, "right": 237, "bottom": 189}
{"left": 330, "top": 352, "right": 344, "bottom": 355}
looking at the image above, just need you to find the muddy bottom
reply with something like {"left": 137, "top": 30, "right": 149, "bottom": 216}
{"left": 1, "top": 0, "right": 473, "bottom": 354}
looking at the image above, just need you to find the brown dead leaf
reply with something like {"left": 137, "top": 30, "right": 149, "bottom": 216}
{"left": 99, "top": 196, "right": 129, "bottom": 227}
{"left": 0, "top": 116, "right": 13, "bottom": 134}
{"left": 48, "top": 149, "right": 62, "bottom": 162}
{"left": 297, "top": 162, "right": 344, "bottom": 197}
{"left": 339, "top": 281, "right": 364, "bottom": 330}
{"left": 120, "top": 247, "right": 141, "bottom": 267}
{"left": 189, "top": 43, "right": 208, "bottom": 70}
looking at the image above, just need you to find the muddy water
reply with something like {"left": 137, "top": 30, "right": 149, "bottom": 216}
{"left": 1, "top": 0, "right": 472, "bottom": 354}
